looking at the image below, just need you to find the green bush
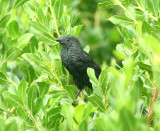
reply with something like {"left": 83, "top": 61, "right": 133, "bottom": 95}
{"left": 0, "top": 0, "right": 160, "bottom": 130}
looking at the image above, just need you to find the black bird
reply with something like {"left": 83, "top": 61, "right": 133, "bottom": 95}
{"left": 56, "top": 35, "right": 101, "bottom": 99}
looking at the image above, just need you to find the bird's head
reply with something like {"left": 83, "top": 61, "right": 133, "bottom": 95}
{"left": 56, "top": 35, "right": 80, "bottom": 47}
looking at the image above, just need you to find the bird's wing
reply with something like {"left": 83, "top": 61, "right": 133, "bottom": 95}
{"left": 70, "top": 49, "right": 101, "bottom": 78}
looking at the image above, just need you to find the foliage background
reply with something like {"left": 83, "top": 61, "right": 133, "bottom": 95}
{"left": 0, "top": 0, "right": 160, "bottom": 130}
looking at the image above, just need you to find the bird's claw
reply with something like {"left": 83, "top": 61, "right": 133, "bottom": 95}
{"left": 72, "top": 99, "right": 78, "bottom": 106}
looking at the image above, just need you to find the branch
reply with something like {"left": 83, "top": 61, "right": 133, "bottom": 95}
{"left": 49, "top": 0, "right": 60, "bottom": 37}
{"left": 115, "top": 0, "right": 139, "bottom": 25}
{"left": 132, "top": 3, "right": 158, "bottom": 21}
{"left": 147, "top": 85, "right": 158, "bottom": 126}
{"left": 30, "top": 110, "right": 41, "bottom": 131}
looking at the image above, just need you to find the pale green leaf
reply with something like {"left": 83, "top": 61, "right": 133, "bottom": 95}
{"left": 87, "top": 68, "right": 99, "bottom": 87}
{"left": 30, "top": 21, "right": 55, "bottom": 44}
{"left": 99, "top": 0, "right": 116, "bottom": 8}
{"left": 54, "top": 0, "right": 63, "bottom": 20}
{"left": 88, "top": 94, "right": 106, "bottom": 112}
{"left": 17, "top": 33, "right": 34, "bottom": 49}
{"left": 74, "top": 104, "right": 85, "bottom": 123}
{"left": 6, "top": 47, "right": 22, "bottom": 60}
{"left": 108, "top": 15, "right": 134, "bottom": 26}
{"left": 83, "top": 45, "right": 90, "bottom": 53}
{"left": 2, "top": 91, "right": 24, "bottom": 109}
{"left": 0, "top": 14, "right": 10, "bottom": 28}
{"left": 15, "top": 0, "right": 29, "bottom": 8}
{"left": 18, "top": 78, "right": 27, "bottom": 101}
{"left": 0, "top": 72, "right": 8, "bottom": 84}
{"left": 124, "top": 0, "right": 133, "bottom": 6}
{"left": 8, "top": 20, "right": 19, "bottom": 38}
{"left": 135, "top": 0, "right": 146, "bottom": 9}
{"left": 147, "top": 0, "right": 159, "bottom": 17}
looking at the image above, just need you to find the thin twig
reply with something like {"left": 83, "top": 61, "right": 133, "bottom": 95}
{"left": 147, "top": 85, "right": 158, "bottom": 126}
{"left": 49, "top": 0, "right": 60, "bottom": 37}
{"left": 29, "top": 110, "right": 41, "bottom": 131}
{"left": 115, "top": 0, "right": 139, "bottom": 25}
{"left": 132, "top": 3, "right": 158, "bottom": 21}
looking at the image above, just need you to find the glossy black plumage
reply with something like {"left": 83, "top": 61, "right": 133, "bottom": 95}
{"left": 56, "top": 35, "right": 101, "bottom": 98}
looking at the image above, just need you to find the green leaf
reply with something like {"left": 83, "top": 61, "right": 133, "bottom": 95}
{"left": 99, "top": 0, "right": 116, "bottom": 8}
{"left": 74, "top": 104, "right": 85, "bottom": 123}
{"left": 83, "top": 45, "right": 90, "bottom": 53}
{"left": 87, "top": 68, "right": 99, "bottom": 87}
{"left": 125, "top": 6, "right": 136, "bottom": 19}
{"left": 23, "top": 53, "right": 53, "bottom": 77}
{"left": 47, "top": 106, "right": 62, "bottom": 128}
{"left": 0, "top": 116, "right": 5, "bottom": 131}
{"left": 23, "top": 36, "right": 38, "bottom": 53}
{"left": 64, "top": 85, "right": 77, "bottom": 100}
{"left": 61, "top": 103, "right": 74, "bottom": 125}
{"left": 6, "top": 47, "right": 22, "bottom": 60}
{"left": 5, "top": 120, "right": 18, "bottom": 131}
{"left": 143, "top": 11, "right": 148, "bottom": 22}
{"left": 83, "top": 102, "right": 93, "bottom": 119}
{"left": 22, "top": 53, "right": 43, "bottom": 73}
{"left": 134, "top": 77, "right": 143, "bottom": 101}
{"left": 2, "top": 91, "right": 24, "bottom": 109}
{"left": 88, "top": 94, "right": 106, "bottom": 112}
{"left": 28, "top": 84, "right": 42, "bottom": 115}
{"left": 18, "top": 78, "right": 27, "bottom": 101}
{"left": 136, "top": 62, "right": 152, "bottom": 77}
{"left": 96, "top": 117, "right": 112, "bottom": 131}
{"left": 144, "top": 34, "right": 160, "bottom": 56}
{"left": 37, "top": 7, "right": 45, "bottom": 24}
{"left": 23, "top": 0, "right": 39, "bottom": 15}
{"left": 135, "top": 0, "right": 146, "bottom": 9}
{"left": 99, "top": 69, "right": 110, "bottom": 94}
{"left": 28, "top": 85, "right": 36, "bottom": 112}
{"left": 54, "top": 0, "right": 63, "bottom": 20}
{"left": 38, "top": 82, "right": 49, "bottom": 97}
{"left": 124, "top": 58, "right": 134, "bottom": 87}
{"left": 0, "top": 72, "right": 8, "bottom": 84}
{"left": 0, "top": 14, "right": 10, "bottom": 28}
{"left": 15, "top": 0, "right": 29, "bottom": 8}
{"left": 147, "top": 0, "right": 159, "bottom": 17}
{"left": 8, "top": 20, "right": 19, "bottom": 38}
{"left": 30, "top": 21, "right": 55, "bottom": 44}
{"left": 108, "top": 15, "right": 134, "bottom": 26}
{"left": 17, "top": 33, "right": 34, "bottom": 49}
{"left": 120, "top": 107, "right": 136, "bottom": 131}
{"left": 18, "top": 59, "right": 35, "bottom": 84}
{"left": 0, "top": 0, "right": 10, "bottom": 17}
{"left": 78, "top": 119, "right": 87, "bottom": 131}
{"left": 33, "top": 97, "right": 42, "bottom": 115}
{"left": 70, "top": 25, "right": 83, "bottom": 37}
{"left": 17, "top": 107, "right": 27, "bottom": 119}
{"left": 118, "top": 26, "right": 139, "bottom": 43}
{"left": 124, "top": 0, "right": 133, "bottom": 6}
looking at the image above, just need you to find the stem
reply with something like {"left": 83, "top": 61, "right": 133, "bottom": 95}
{"left": 30, "top": 110, "right": 41, "bottom": 131}
{"left": 7, "top": 77, "right": 17, "bottom": 87}
{"left": 147, "top": 85, "right": 158, "bottom": 126}
{"left": 133, "top": 3, "right": 158, "bottom": 21}
{"left": 49, "top": 0, "right": 60, "bottom": 37}
{"left": 116, "top": 0, "right": 139, "bottom": 25}
{"left": 0, "top": 103, "right": 12, "bottom": 115}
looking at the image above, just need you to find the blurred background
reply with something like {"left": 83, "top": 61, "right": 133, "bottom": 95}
{"left": 64, "top": 0, "right": 123, "bottom": 65}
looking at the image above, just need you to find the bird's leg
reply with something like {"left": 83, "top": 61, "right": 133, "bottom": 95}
{"left": 72, "top": 89, "right": 82, "bottom": 106}
{"left": 76, "top": 89, "right": 82, "bottom": 99}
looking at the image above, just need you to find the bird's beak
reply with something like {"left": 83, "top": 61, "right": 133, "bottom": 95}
{"left": 56, "top": 36, "right": 63, "bottom": 42}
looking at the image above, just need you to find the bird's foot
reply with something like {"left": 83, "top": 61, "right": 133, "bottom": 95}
{"left": 72, "top": 99, "right": 78, "bottom": 106}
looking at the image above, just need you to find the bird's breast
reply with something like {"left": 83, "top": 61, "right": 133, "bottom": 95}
{"left": 60, "top": 48, "right": 72, "bottom": 67}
